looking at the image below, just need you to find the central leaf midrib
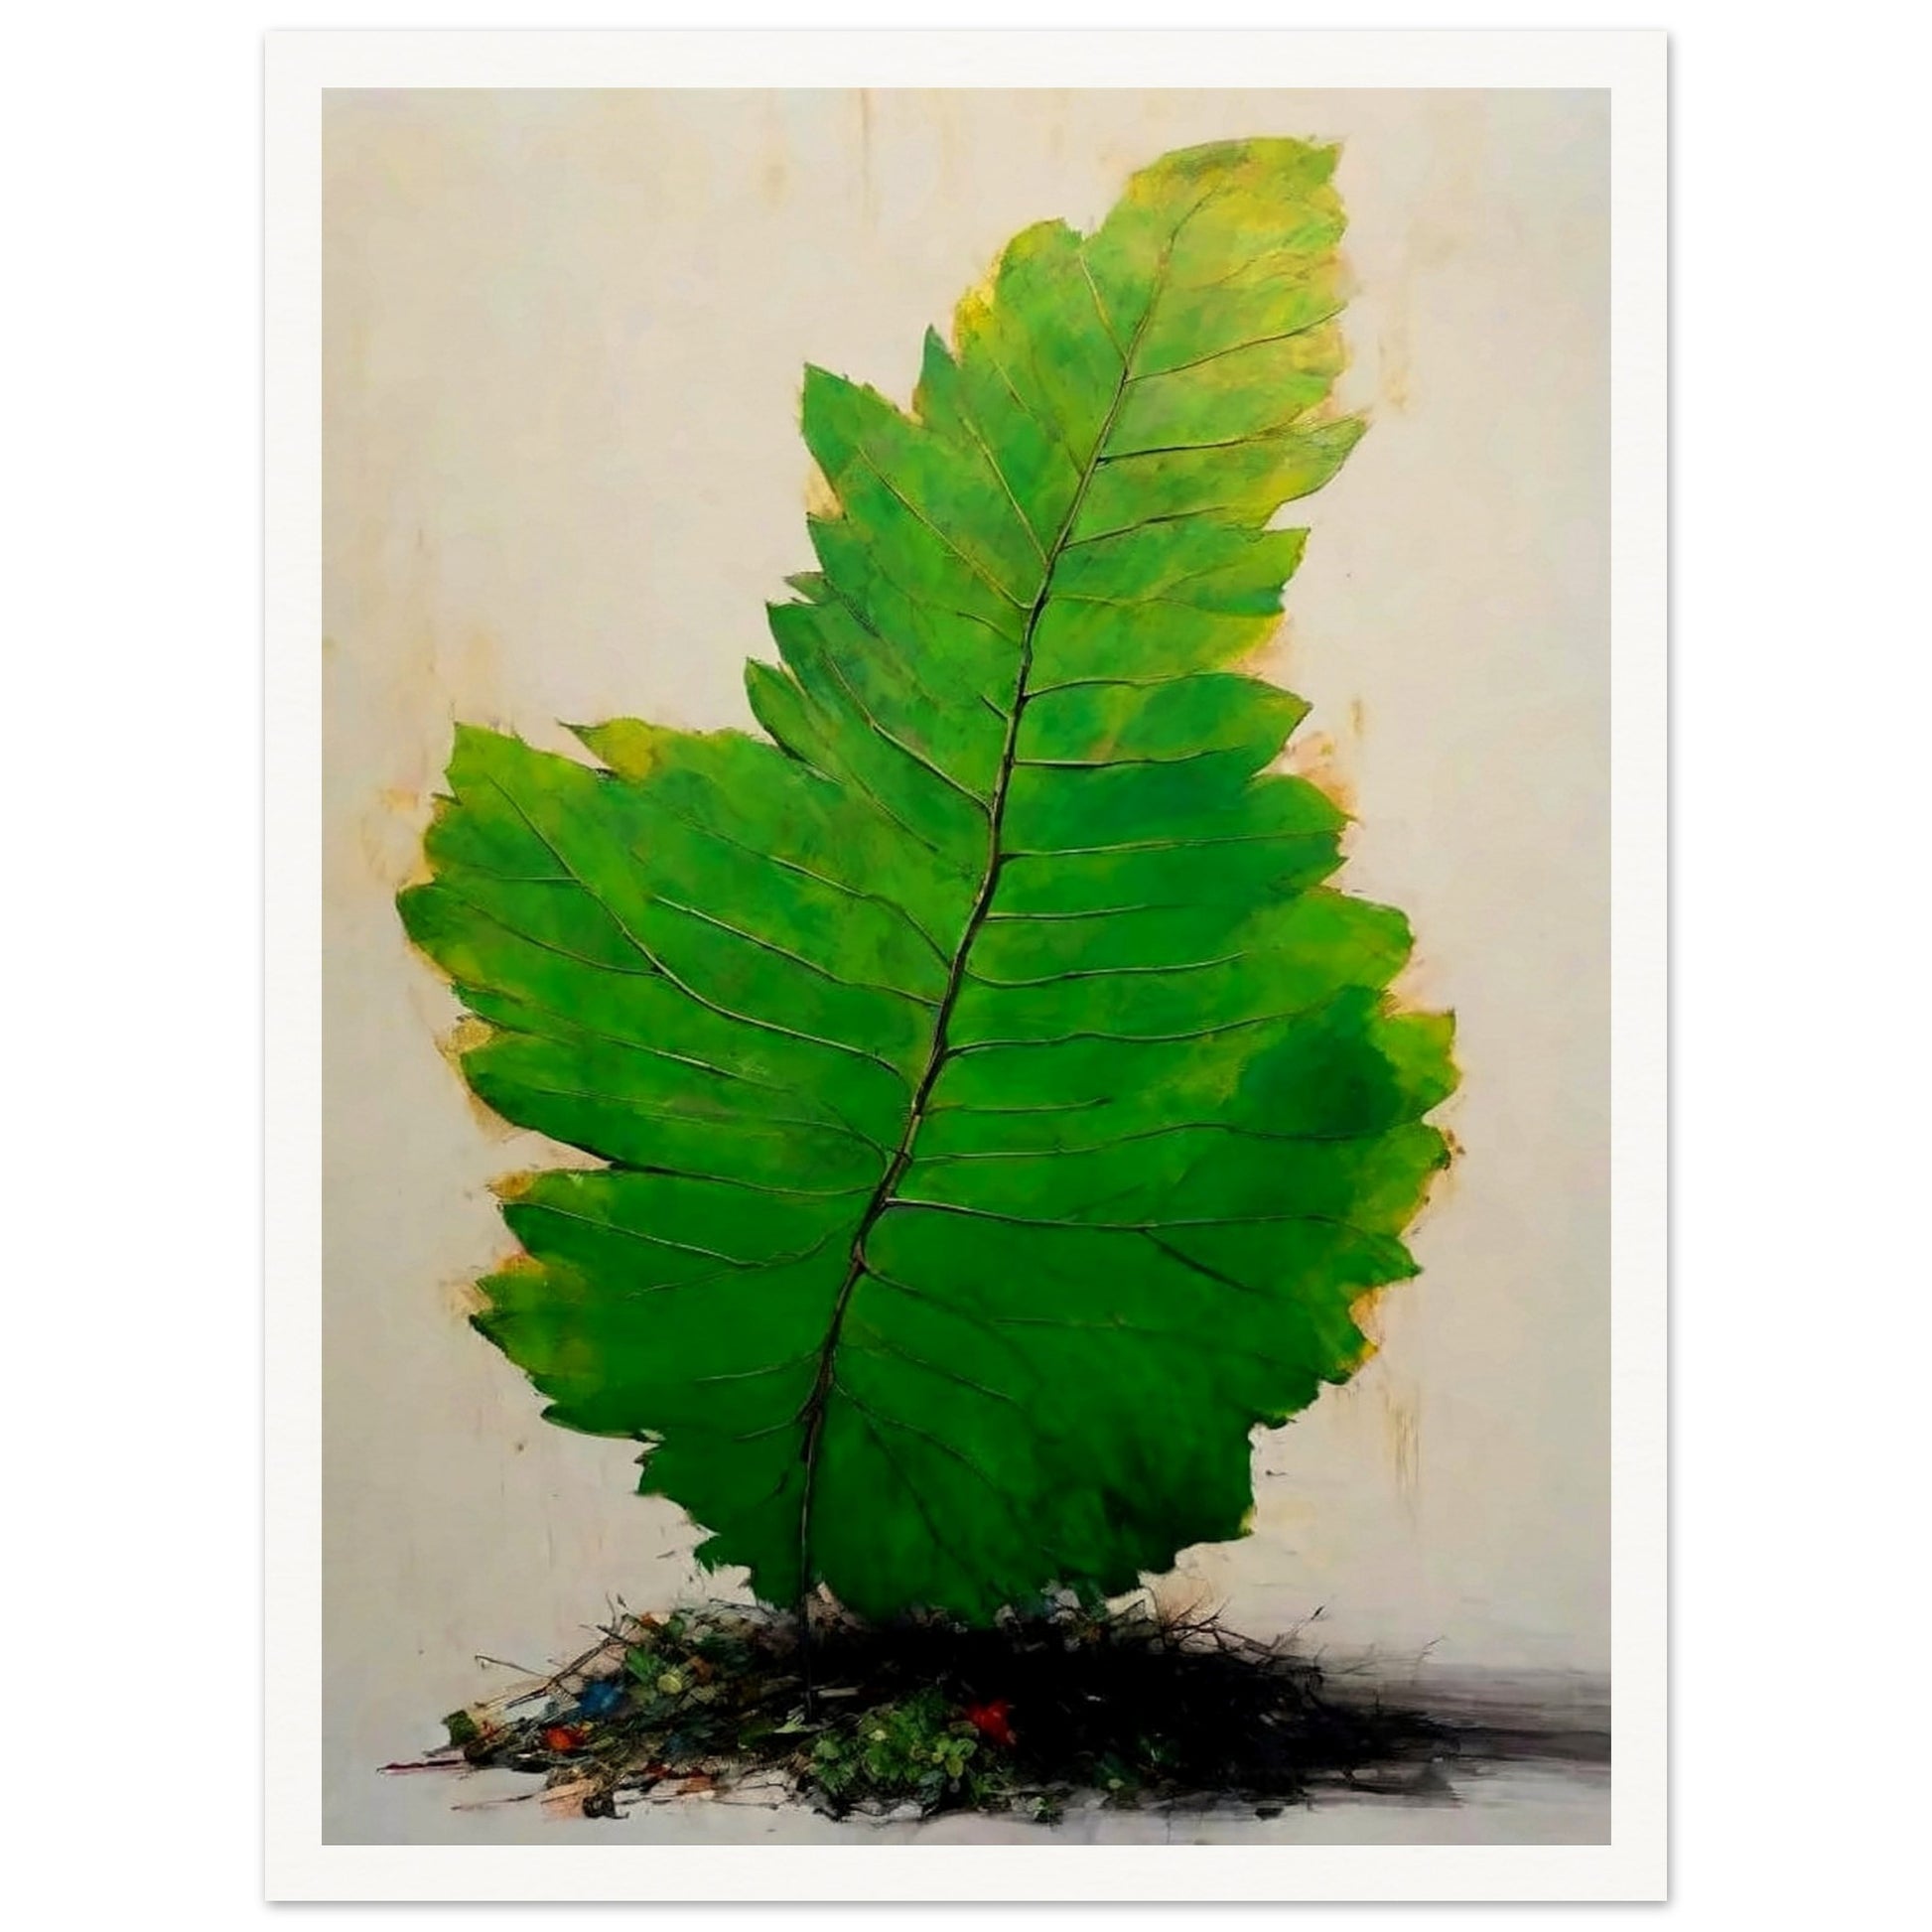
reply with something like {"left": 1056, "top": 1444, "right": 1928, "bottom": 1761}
{"left": 791, "top": 255, "right": 1171, "bottom": 1601}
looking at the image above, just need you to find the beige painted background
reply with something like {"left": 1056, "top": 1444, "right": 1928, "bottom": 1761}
{"left": 323, "top": 88, "right": 1608, "bottom": 1842}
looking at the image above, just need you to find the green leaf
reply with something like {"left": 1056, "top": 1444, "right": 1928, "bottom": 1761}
{"left": 401, "top": 137, "right": 1457, "bottom": 1624}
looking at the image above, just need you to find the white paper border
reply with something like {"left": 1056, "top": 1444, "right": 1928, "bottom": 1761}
{"left": 266, "top": 28, "right": 1668, "bottom": 1902}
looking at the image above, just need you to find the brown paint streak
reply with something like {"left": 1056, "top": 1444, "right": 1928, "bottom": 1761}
{"left": 1381, "top": 1382, "right": 1423, "bottom": 1510}
{"left": 1379, "top": 315, "right": 1414, "bottom": 413}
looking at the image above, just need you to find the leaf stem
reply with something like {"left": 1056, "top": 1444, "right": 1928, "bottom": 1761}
{"left": 790, "top": 242, "right": 1171, "bottom": 1611}
{"left": 796, "top": 1585, "right": 816, "bottom": 1721}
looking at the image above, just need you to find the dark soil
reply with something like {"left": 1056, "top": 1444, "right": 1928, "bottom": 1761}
{"left": 395, "top": 1597, "right": 1489, "bottom": 1824}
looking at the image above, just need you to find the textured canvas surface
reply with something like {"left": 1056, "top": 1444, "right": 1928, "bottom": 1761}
{"left": 321, "top": 85, "right": 1609, "bottom": 1845}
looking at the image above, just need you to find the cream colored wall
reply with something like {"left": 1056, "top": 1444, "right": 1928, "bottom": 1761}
{"left": 322, "top": 87, "right": 1608, "bottom": 1835}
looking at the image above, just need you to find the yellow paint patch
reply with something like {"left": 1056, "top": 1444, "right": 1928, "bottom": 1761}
{"left": 951, "top": 273, "right": 1001, "bottom": 355}
{"left": 442, "top": 1014, "right": 492, "bottom": 1058}
{"left": 355, "top": 782, "right": 432, "bottom": 890}
{"left": 1282, "top": 728, "right": 1359, "bottom": 819}
{"left": 577, "top": 717, "right": 661, "bottom": 781}
{"left": 433, "top": 1016, "right": 516, "bottom": 1139}
{"left": 803, "top": 462, "right": 842, "bottom": 521}
{"left": 1348, "top": 1285, "right": 1389, "bottom": 1353}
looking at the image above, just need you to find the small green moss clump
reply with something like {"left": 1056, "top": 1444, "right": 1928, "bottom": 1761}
{"left": 808, "top": 1689, "right": 996, "bottom": 1810}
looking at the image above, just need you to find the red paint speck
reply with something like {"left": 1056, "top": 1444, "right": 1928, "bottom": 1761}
{"left": 964, "top": 1700, "right": 1016, "bottom": 1748}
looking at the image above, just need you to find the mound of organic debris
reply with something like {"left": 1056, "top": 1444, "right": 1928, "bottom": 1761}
{"left": 393, "top": 1597, "right": 1471, "bottom": 1824}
